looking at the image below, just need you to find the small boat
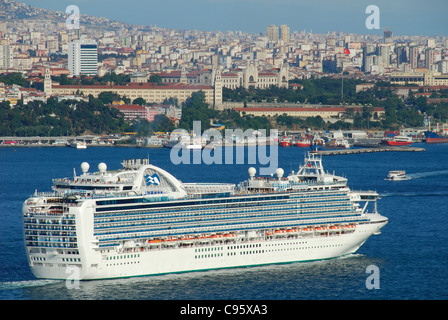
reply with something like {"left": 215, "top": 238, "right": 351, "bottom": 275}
{"left": 279, "top": 136, "right": 291, "bottom": 147}
{"left": 324, "top": 138, "right": 350, "bottom": 149}
{"left": 70, "top": 141, "right": 87, "bottom": 149}
{"left": 295, "top": 139, "right": 311, "bottom": 147}
{"left": 387, "top": 170, "right": 408, "bottom": 181}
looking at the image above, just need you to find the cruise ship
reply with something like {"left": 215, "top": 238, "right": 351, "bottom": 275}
{"left": 23, "top": 153, "right": 387, "bottom": 280}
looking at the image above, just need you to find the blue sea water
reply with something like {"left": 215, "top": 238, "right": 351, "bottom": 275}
{"left": 0, "top": 143, "right": 447, "bottom": 300}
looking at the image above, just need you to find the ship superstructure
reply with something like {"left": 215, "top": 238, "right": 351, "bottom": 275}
{"left": 23, "top": 154, "right": 387, "bottom": 280}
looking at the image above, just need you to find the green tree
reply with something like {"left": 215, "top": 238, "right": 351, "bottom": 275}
{"left": 133, "top": 97, "right": 146, "bottom": 106}
{"left": 98, "top": 92, "right": 123, "bottom": 105}
{"left": 179, "top": 91, "right": 218, "bottom": 131}
{"left": 149, "top": 74, "right": 162, "bottom": 84}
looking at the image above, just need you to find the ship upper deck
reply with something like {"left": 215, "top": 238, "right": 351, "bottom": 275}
{"left": 28, "top": 153, "right": 355, "bottom": 204}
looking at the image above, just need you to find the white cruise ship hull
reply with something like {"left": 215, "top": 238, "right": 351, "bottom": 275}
{"left": 23, "top": 155, "right": 388, "bottom": 281}
{"left": 28, "top": 219, "right": 386, "bottom": 281}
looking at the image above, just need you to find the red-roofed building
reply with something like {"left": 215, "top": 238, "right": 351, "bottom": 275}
{"left": 111, "top": 104, "right": 160, "bottom": 122}
{"left": 234, "top": 106, "right": 385, "bottom": 120}
{"left": 51, "top": 82, "right": 218, "bottom": 106}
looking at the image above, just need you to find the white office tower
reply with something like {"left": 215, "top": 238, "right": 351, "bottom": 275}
{"left": 68, "top": 40, "right": 98, "bottom": 76}
{"left": 0, "top": 43, "right": 13, "bottom": 70}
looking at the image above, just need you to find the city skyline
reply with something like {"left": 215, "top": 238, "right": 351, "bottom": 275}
{"left": 20, "top": 0, "right": 448, "bottom": 36}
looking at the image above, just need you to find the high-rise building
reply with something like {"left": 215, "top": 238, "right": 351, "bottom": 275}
{"left": 362, "top": 44, "right": 376, "bottom": 73}
{"left": 378, "top": 45, "right": 390, "bottom": 67}
{"left": 395, "top": 46, "right": 408, "bottom": 66}
{"left": 0, "top": 42, "right": 13, "bottom": 70}
{"left": 280, "top": 25, "right": 290, "bottom": 43}
{"left": 267, "top": 25, "right": 279, "bottom": 42}
{"left": 68, "top": 39, "right": 98, "bottom": 76}
{"left": 409, "top": 46, "right": 419, "bottom": 69}
{"left": 425, "top": 48, "right": 436, "bottom": 69}
{"left": 383, "top": 30, "right": 393, "bottom": 43}
{"left": 426, "top": 38, "right": 435, "bottom": 48}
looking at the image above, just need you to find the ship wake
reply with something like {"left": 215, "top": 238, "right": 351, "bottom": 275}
{"left": 0, "top": 279, "right": 62, "bottom": 291}
{"left": 405, "top": 169, "right": 448, "bottom": 180}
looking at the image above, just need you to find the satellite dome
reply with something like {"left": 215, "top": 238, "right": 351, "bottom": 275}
{"left": 98, "top": 162, "right": 107, "bottom": 173}
{"left": 276, "top": 168, "right": 284, "bottom": 178}
{"left": 81, "top": 162, "right": 90, "bottom": 173}
{"left": 248, "top": 167, "right": 256, "bottom": 177}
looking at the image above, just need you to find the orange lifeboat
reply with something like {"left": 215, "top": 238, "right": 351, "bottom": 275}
{"left": 329, "top": 226, "right": 342, "bottom": 231}
{"left": 224, "top": 233, "right": 237, "bottom": 238}
{"left": 275, "top": 229, "right": 287, "bottom": 234}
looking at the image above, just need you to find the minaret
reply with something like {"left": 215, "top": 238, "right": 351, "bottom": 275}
{"left": 44, "top": 67, "right": 52, "bottom": 98}
{"left": 213, "top": 68, "right": 222, "bottom": 109}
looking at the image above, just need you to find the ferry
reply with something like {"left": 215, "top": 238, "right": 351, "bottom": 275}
{"left": 382, "top": 135, "right": 412, "bottom": 146}
{"left": 163, "top": 134, "right": 204, "bottom": 150}
{"left": 22, "top": 153, "right": 387, "bottom": 280}
{"left": 387, "top": 170, "right": 408, "bottom": 181}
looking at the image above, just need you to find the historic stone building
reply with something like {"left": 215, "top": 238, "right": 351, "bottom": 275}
{"left": 51, "top": 82, "right": 218, "bottom": 107}
{"left": 157, "top": 64, "right": 289, "bottom": 91}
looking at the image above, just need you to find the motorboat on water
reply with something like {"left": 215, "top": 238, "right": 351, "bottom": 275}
{"left": 279, "top": 136, "right": 291, "bottom": 147}
{"left": 387, "top": 170, "right": 408, "bottom": 181}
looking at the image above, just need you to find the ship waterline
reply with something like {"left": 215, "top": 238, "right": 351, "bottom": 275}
{"left": 23, "top": 154, "right": 387, "bottom": 280}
